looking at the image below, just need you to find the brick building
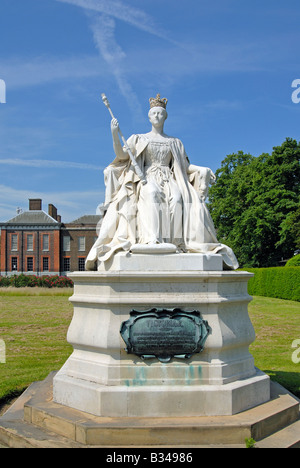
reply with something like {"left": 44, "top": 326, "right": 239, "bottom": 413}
{"left": 61, "top": 215, "right": 100, "bottom": 274}
{"left": 0, "top": 199, "right": 100, "bottom": 276}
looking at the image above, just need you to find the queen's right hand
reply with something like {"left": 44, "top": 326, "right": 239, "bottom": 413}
{"left": 111, "top": 118, "right": 119, "bottom": 136}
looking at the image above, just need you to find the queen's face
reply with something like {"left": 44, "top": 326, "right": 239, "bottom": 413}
{"left": 148, "top": 107, "right": 167, "bottom": 127}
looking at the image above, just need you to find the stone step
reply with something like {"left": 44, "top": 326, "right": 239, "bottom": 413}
{"left": 0, "top": 417, "right": 85, "bottom": 448}
{"left": 0, "top": 373, "right": 299, "bottom": 448}
{"left": 255, "top": 419, "right": 300, "bottom": 449}
{"left": 0, "top": 375, "right": 85, "bottom": 448}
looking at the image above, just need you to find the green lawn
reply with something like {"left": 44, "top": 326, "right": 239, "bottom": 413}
{"left": 249, "top": 296, "right": 300, "bottom": 396}
{"left": 0, "top": 289, "right": 74, "bottom": 401}
{"left": 0, "top": 289, "right": 299, "bottom": 403}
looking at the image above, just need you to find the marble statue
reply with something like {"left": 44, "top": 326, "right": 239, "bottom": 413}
{"left": 85, "top": 94, "right": 238, "bottom": 270}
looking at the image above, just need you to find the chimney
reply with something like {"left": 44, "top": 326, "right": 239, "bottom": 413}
{"left": 57, "top": 214, "right": 62, "bottom": 223}
{"left": 48, "top": 204, "right": 58, "bottom": 221}
{"left": 29, "top": 199, "right": 42, "bottom": 211}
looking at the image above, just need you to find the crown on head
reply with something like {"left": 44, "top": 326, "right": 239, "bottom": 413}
{"left": 149, "top": 93, "right": 168, "bottom": 109}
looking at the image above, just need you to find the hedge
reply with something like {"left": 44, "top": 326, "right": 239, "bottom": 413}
{"left": 244, "top": 267, "right": 300, "bottom": 302}
{"left": 285, "top": 254, "right": 300, "bottom": 267}
{"left": 1, "top": 269, "right": 299, "bottom": 300}
{"left": 0, "top": 274, "right": 73, "bottom": 288}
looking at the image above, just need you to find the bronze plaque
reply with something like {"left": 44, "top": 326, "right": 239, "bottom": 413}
{"left": 120, "top": 308, "right": 210, "bottom": 362}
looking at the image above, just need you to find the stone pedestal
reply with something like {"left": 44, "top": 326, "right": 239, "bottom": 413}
{"left": 53, "top": 253, "right": 270, "bottom": 417}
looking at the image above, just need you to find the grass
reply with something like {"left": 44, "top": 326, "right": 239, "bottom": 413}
{"left": 0, "top": 287, "right": 72, "bottom": 297}
{"left": 249, "top": 296, "right": 300, "bottom": 397}
{"left": 0, "top": 289, "right": 74, "bottom": 402}
{"left": 0, "top": 290, "right": 299, "bottom": 405}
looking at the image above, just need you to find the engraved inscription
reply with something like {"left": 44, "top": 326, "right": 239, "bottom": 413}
{"left": 132, "top": 317, "right": 195, "bottom": 355}
{"left": 120, "top": 308, "right": 210, "bottom": 362}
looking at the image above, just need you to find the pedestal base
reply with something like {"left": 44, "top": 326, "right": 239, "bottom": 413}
{"left": 0, "top": 373, "right": 299, "bottom": 448}
{"left": 53, "top": 253, "right": 270, "bottom": 417}
{"left": 97, "top": 251, "right": 223, "bottom": 271}
{"left": 53, "top": 368, "right": 270, "bottom": 417}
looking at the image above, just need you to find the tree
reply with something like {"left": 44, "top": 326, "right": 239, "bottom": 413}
{"left": 208, "top": 138, "right": 300, "bottom": 267}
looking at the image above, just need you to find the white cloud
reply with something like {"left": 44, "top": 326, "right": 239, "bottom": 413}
{"left": 0, "top": 184, "right": 104, "bottom": 222}
{"left": 204, "top": 100, "right": 243, "bottom": 111}
{"left": 56, "top": 0, "right": 171, "bottom": 41}
{"left": 1, "top": 55, "right": 104, "bottom": 89}
{"left": 0, "top": 158, "right": 103, "bottom": 170}
{"left": 90, "top": 14, "right": 125, "bottom": 65}
{"left": 0, "top": 4, "right": 268, "bottom": 95}
{"left": 54, "top": 0, "right": 177, "bottom": 119}
{"left": 88, "top": 14, "right": 143, "bottom": 117}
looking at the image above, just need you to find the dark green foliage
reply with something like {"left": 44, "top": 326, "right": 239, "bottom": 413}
{"left": 0, "top": 276, "right": 10, "bottom": 287}
{"left": 208, "top": 138, "right": 300, "bottom": 267}
{"left": 245, "top": 267, "right": 300, "bottom": 301}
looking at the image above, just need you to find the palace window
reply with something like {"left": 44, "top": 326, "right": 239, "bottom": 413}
{"left": 43, "top": 257, "right": 49, "bottom": 272}
{"left": 11, "top": 234, "right": 18, "bottom": 251}
{"left": 78, "top": 236, "right": 86, "bottom": 252}
{"left": 63, "top": 257, "right": 70, "bottom": 272}
{"left": 27, "top": 234, "right": 33, "bottom": 251}
{"left": 27, "top": 257, "right": 33, "bottom": 272}
{"left": 11, "top": 257, "right": 18, "bottom": 271}
{"left": 78, "top": 258, "right": 85, "bottom": 271}
{"left": 42, "top": 234, "right": 49, "bottom": 251}
{"left": 63, "top": 236, "right": 71, "bottom": 252}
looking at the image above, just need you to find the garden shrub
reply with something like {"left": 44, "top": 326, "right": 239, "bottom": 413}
{"left": 0, "top": 276, "right": 10, "bottom": 287}
{"left": 39, "top": 275, "right": 74, "bottom": 288}
{"left": 245, "top": 267, "right": 300, "bottom": 301}
{"left": 0, "top": 274, "right": 73, "bottom": 288}
{"left": 285, "top": 254, "right": 300, "bottom": 267}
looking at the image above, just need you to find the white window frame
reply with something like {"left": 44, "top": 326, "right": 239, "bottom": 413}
{"left": 27, "top": 257, "right": 34, "bottom": 272}
{"left": 42, "top": 257, "right": 49, "bottom": 272}
{"left": 27, "top": 234, "right": 33, "bottom": 251}
{"left": 63, "top": 236, "right": 71, "bottom": 252}
{"left": 11, "top": 257, "right": 18, "bottom": 271}
{"left": 78, "top": 236, "right": 86, "bottom": 252}
{"left": 78, "top": 257, "right": 85, "bottom": 271}
{"left": 63, "top": 257, "right": 70, "bottom": 272}
{"left": 11, "top": 234, "right": 18, "bottom": 251}
{"left": 42, "top": 234, "right": 49, "bottom": 251}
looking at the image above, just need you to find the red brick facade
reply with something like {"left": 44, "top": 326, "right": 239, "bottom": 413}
{"left": 0, "top": 200, "right": 100, "bottom": 276}
{"left": 0, "top": 229, "right": 6, "bottom": 274}
{"left": 1, "top": 228, "right": 61, "bottom": 275}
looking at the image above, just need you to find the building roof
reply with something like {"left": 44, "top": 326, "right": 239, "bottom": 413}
{"left": 0, "top": 210, "right": 59, "bottom": 226}
{"left": 67, "top": 215, "right": 101, "bottom": 225}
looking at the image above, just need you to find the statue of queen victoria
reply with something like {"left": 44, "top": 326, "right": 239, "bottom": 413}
{"left": 85, "top": 94, "right": 238, "bottom": 270}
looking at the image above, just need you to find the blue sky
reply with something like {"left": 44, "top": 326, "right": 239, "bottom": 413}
{"left": 0, "top": 0, "right": 299, "bottom": 222}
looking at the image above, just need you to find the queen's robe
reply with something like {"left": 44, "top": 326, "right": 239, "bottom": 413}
{"left": 85, "top": 134, "right": 239, "bottom": 270}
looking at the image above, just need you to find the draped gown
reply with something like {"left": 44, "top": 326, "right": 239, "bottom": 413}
{"left": 85, "top": 134, "right": 239, "bottom": 270}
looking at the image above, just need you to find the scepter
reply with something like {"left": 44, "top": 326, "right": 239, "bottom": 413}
{"left": 101, "top": 93, "right": 146, "bottom": 185}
